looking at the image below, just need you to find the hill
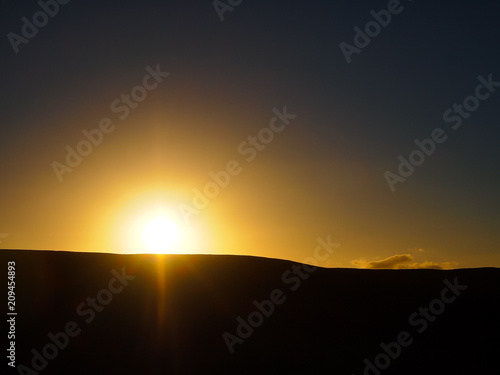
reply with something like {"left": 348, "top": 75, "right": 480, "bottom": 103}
{"left": 1, "top": 250, "right": 499, "bottom": 374}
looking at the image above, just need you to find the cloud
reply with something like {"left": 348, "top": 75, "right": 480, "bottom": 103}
{"left": 365, "top": 254, "right": 413, "bottom": 269}
{"left": 351, "top": 254, "right": 458, "bottom": 270}
{"left": 397, "top": 261, "right": 442, "bottom": 270}
{"left": 401, "top": 261, "right": 459, "bottom": 270}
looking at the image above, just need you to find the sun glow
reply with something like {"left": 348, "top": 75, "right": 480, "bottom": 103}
{"left": 107, "top": 188, "right": 218, "bottom": 255}
{"left": 140, "top": 214, "right": 181, "bottom": 253}
{"left": 117, "top": 204, "right": 201, "bottom": 254}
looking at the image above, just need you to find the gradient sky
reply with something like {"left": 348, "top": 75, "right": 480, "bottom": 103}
{"left": 1, "top": 0, "right": 499, "bottom": 268}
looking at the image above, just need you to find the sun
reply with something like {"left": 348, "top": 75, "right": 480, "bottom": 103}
{"left": 117, "top": 205, "right": 199, "bottom": 254}
{"left": 109, "top": 190, "right": 216, "bottom": 255}
{"left": 140, "top": 214, "right": 181, "bottom": 253}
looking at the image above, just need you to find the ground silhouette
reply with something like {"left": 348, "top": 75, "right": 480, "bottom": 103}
{"left": 1, "top": 250, "right": 498, "bottom": 374}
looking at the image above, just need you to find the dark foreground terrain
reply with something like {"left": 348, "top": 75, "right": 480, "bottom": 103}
{"left": 1, "top": 250, "right": 499, "bottom": 374}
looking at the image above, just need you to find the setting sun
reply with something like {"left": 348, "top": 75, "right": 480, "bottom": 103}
{"left": 114, "top": 199, "right": 203, "bottom": 254}
{"left": 140, "top": 213, "right": 181, "bottom": 253}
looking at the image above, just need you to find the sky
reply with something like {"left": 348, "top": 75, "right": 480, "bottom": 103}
{"left": 0, "top": 0, "right": 499, "bottom": 269}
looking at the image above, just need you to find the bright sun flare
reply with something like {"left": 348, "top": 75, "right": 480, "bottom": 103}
{"left": 141, "top": 214, "right": 181, "bottom": 253}
{"left": 119, "top": 205, "right": 199, "bottom": 254}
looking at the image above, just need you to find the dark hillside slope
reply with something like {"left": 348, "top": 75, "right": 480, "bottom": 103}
{"left": 1, "top": 250, "right": 498, "bottom": 374}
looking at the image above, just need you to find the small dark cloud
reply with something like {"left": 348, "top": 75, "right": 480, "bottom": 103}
{"left": 351, "top": 254, "right": 458, "bottom": 270}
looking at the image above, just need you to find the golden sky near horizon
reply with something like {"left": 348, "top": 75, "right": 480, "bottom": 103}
{"left": 1, "top": 104, "right": 498, "bottom": 270}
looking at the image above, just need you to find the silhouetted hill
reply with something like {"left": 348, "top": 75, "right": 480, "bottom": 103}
{"left": 1, "top": 250, "right": 499, "bottom": 374}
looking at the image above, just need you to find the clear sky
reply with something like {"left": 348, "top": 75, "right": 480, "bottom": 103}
{"left": 0, "top": 0, "right": 499, "bottom": 269}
